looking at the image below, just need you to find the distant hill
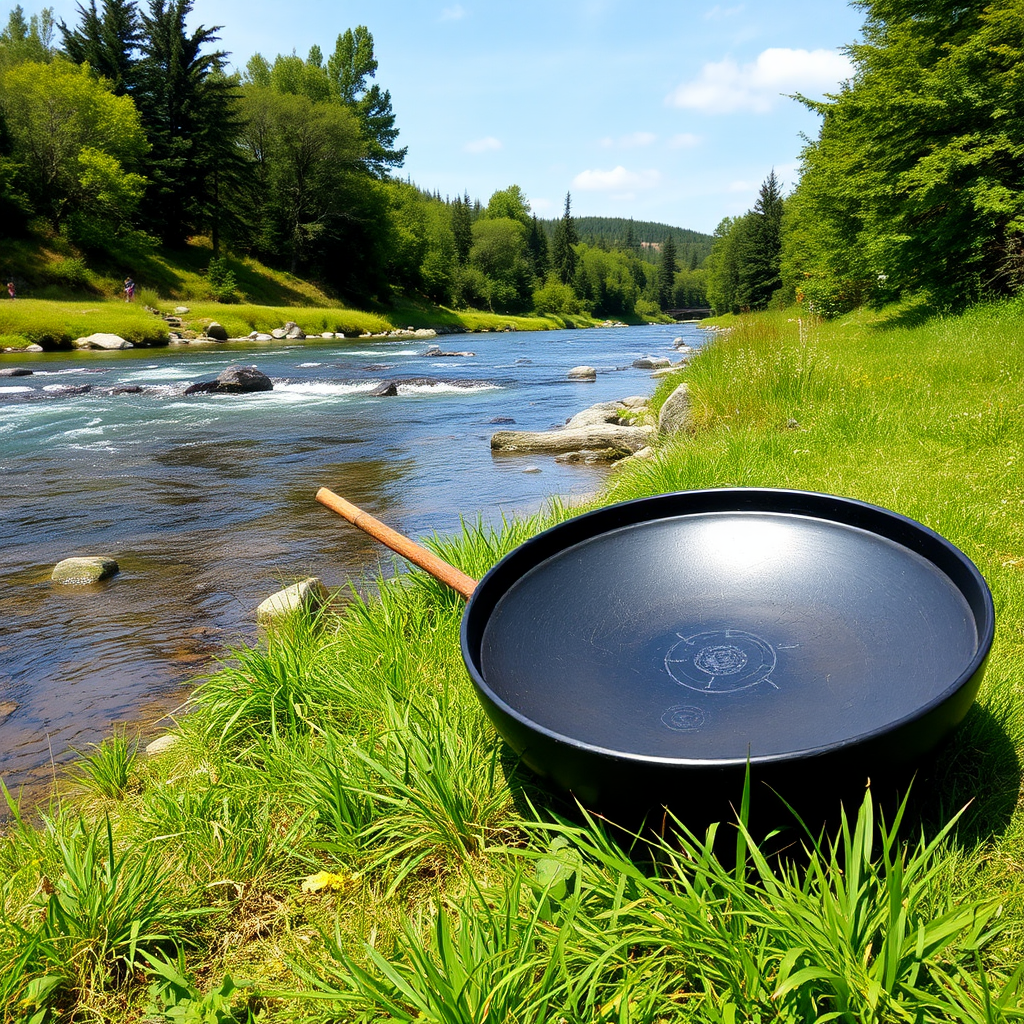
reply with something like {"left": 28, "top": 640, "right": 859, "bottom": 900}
{"left": 537, "top": 216, "right": 715, "bottom": 268}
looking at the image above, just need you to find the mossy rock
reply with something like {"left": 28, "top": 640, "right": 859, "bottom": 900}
{"left": 51, "top": 556, "right": 119, "bottom": 585}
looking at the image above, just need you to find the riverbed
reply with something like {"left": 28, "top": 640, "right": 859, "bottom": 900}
{"left": 0, "top": 321, "right": 703, "bottom": 794}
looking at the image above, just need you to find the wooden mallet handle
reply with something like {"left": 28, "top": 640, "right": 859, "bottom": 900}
{"left": 316, "top": 487, "right": 478, "bottom": 600}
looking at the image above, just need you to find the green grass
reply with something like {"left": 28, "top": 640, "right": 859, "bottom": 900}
{"left": 1, "top": 299, "right": 1023, "bottom": 1021}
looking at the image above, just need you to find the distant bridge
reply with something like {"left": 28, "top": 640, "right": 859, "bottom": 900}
{"left": 666, "top": 307, "right": 712, "bottom": 321}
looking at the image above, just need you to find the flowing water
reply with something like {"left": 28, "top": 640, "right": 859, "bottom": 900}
{"left": 0, "top": 321, "right": 703, "bottom": 796}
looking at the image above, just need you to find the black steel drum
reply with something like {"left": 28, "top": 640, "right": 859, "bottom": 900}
{"left": 461, "top": 489, "right": 994, "bottom": 814}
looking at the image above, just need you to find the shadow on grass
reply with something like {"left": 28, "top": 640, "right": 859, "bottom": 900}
{"left": 496, "top": 701, "right": 1020, "bottom": 860}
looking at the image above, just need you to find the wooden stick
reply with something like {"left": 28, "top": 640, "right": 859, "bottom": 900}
{"left": 316, "top": 486, "right": 478, "bottom": 600}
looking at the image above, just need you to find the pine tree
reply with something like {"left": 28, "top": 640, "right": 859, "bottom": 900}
{"left": 550, "top": 191, "right": 579, "bottom": 285}
{"left": 527, "top": 214, "right": 548, "bottom": 277}
{"left": 59, "top": 0, "right": 141, "bottom": 95}
{"left": 450, "top": 194, "right": 472, "bottom": 265}
{"left": 657, "top": 234, "right": 678, "bottom": 308}
{"left": 737, "top": 169, "right": 784, "bottom": 309}
{"left": 135, "top": 0, "right": 241, "bottom": 247}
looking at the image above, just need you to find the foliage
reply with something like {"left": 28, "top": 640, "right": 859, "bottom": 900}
{"left": 143, "top": 950, "right": 255, "bottom": 1023}
{"left": 66, "top": 727, "right": 139, "bottom": 800}
{"left": 0, "top": 57, "right": 148, "bottom": 233}
{"left": 783, "top": 0, "right": 1024, "bottom": 311}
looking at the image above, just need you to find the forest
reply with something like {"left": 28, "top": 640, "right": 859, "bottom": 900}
{"left": 0, "top": 0, "right": 709, "bottom": 321}
{"left": 706, "top": 0, "right": 1024, "bottom": 316}
{"left": 3, "top": 0, "right": 1021, "bottom": 321}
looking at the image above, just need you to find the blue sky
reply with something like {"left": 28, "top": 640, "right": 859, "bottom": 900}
{"left": 45, "top": 0, "right": 866, "bottom": 234}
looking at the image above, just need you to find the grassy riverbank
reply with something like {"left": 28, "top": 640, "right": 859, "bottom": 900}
{"left": 0, "top": 296, "right": 614, "bottom": 352}
{"left": 1, "top": 300, "right": 1022, "bottom": 1022}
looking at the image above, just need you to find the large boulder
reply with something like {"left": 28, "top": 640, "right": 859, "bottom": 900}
{"left": 256, "top": 577, "right": 329, "bottom": 625}
{"left": 491, "top": 423, "right": 654, "bottom": 458}
{"left": 74, "top": 333, "right": 132, "bottom": 350}
{"left": 0, "top": 367, "right": 32, "bottom": 377}
{"left": 185, "top": 364, "right": 273, "bottom": 395}
{"left": 52, "top": 556, "right": 119, "bottom": 584}
{"left": 567, "top": 365, "right": 597, "bottom": 380}
{"left": 205, "top": 322, "right": 229, "bottom": 341}
{"left": 658, "top": 382, "right": 692, "bottom": 435}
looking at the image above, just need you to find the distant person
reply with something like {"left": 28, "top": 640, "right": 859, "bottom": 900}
{"left": 123, "top": 276, "right": 135, "bottom": 302}
{"left": 6, "top": 278, "right": 14, "bottom": 299}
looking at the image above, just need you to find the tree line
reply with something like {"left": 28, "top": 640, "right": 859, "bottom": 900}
{"left": 705, "top": 0, "right": 1024, "bottom": 317}
{"left": 0, "top": 1, "right": 710, "bottom": 316}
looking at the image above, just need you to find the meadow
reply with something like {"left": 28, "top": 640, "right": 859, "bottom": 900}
{"left": 1, "top": 299, "right": 1022, "bottom": 1023}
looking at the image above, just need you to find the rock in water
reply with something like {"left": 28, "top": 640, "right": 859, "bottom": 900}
{"left": 185, "top": 365, "right": 273, "bottom": 394}
{"left": 51, "top": 556, "right": 119, "bottom": 584}
{"left": 567, "top": 365, "right": 597, "bottom": 380}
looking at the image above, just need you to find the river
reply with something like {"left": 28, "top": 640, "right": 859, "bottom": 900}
{"left": 0, "top": 321, "right": 704, "bottom": 796}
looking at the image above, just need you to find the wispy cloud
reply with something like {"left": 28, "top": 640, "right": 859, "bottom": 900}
{"left": 668, "top": 132, "right": 702, "bottom": 149}
{"left": 666, "top": 48, "right": 853, "bottom": 114}
{"left": 572, "top": 166, "right": 662, "bottom": 191}
{"left": 704, "top": 3, "right": 745, "bottom": 19}
{"left": 464, "top": 136, "right": 502, "bottom": 153}
{"left": 440, "top": 4, "right": 466, "bottom": 20}
{"left": 600, "top": 131, "right": 657, "bottom": 149}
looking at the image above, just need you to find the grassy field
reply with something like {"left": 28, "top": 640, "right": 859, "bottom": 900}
{"left": 1, "top": 300, "right": 1022, "bottom": 1022}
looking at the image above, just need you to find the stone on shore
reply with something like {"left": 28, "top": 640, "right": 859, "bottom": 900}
{"left": 491, "top": 423, "right": 654, "bottom": 458}
{"left": 658, "top": 382, "right": 693, "bottom": 435}
{"left": 145, "top": 734, "right": 180, "bottom": 757}
{"left": 205, "top": 322, "right": 229, "bottom": 341}
{"left": 52, "top": 556, "right": 120, "bottom": 584}
{"left": 567, "top": 365, "right": 597, "bottom": 380}
{"left": 73, "top": 333, "right": 133, "bottom": 350}
{"left": 256, "top": 577, "right": 329, "bottom": 625}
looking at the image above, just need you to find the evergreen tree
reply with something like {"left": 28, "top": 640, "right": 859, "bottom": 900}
{"left": 550, "top": 191, "right": 578, "bottom": 285}
{"left": 657, "top": 234, "right": 678, "bottom": 308}
{"left": 134, "top": 0, "right": 241, "bottom": 247}
{"left": 737, "top": 169, "right": 784, "bottom": 309}
{"left": 450, "top": 193, "right": 472, "bottom": 265}
{"left": 526, "top": 214, "right": 548, "bottom": 277}
{"left": 59, "top": 0, "right": 140, "bottom": 95}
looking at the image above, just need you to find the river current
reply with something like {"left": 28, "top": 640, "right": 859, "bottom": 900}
{"left": 0, "top": 321, "right": 703, "bottom": 795}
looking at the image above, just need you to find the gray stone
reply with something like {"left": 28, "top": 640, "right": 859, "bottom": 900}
{"left": 256, "top": 577, "right": 329, "bottom": 625}
{"left": 271, "top": 328, "right": 288, "bottom": 339}
{"left": 74, "top": 333, "right": 133, "bottom": 350}
{"left": 567, "top": 365, "right": 597, "bottom": 380}
{"left": 253, "top": 333, "right": 273, "bottom": 341}
{"left": 205, "top": 322, "right": 229, "bottom": 341}
{"left": 51, "top": 556, "right": 119, "bottom": 585}
{"left": 658, "top": 382, "right": 692, "bottom": 435}
{"left": 285, "top": 327, "right": 306, "bottom": 339}
{"left": 25, "top": 344, "right": 44, "bottom": 352}
{"left": 0, "top": 367, "right": 32, "bottom": 377}
{"left": 145, "top": 734, "right": 180, "bottom": 757}
{"left": 174, "top": 306, "right": 190, "bottom": 314}
{"left": 632, "top": 356, "right": 671, "bottom": 369}
{"left": 491, "top": 423, "right": 654, "bottom": 458}
{"left": 184, "top": 365, "right": 273, "bottom": 395}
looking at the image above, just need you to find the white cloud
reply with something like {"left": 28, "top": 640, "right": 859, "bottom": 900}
{"left": 600, "top": 131, "right": 657, "bottom": 149}
{"left": 464, "top": 136, "right": 502, "bottom": 153}
{"left": 668, "top": 132, "right": 702, "bottom": 149}
{"left": 440, "top": 4, "right": 466, "bottom": 20}
{"left": 704, "top": 4, "right": 745, "bottom": 19}
{"left": 666, "top": 48, "right": 854, "bottom": 114}
{"left": 572, "top": 166, "right": 662, "bottom": 191}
